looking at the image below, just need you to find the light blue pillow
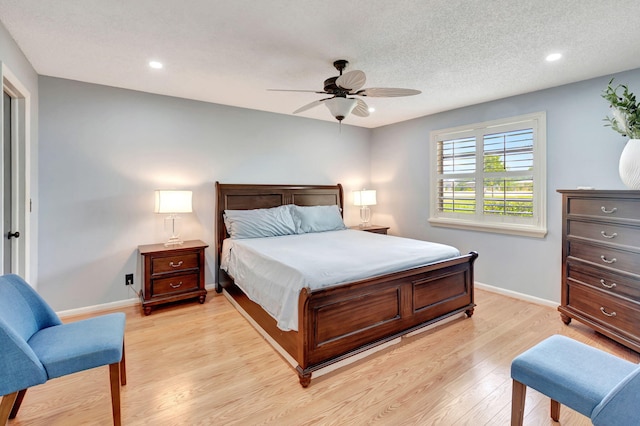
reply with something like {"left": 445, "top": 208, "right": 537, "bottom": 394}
{"left": 223, "top": 205, "right": 297, "bottom": 239}
{"left": 293, "top": 205, "right": 346, "bottom": 233}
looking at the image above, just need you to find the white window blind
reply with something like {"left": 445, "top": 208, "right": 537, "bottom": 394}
{"left": 429, "top": 112, "right": 547, "bottom": 238}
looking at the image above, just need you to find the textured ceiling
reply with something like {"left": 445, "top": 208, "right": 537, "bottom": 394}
{"left": 1, "top": 0, "right": 640, "bottom": 128}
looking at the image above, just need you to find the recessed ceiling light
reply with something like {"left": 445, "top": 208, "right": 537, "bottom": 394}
{"left": 149, "top": 61, "right": 163, "bottom": 69}
{"left": 545, "top": 53, "right": 562, "bottom": 62}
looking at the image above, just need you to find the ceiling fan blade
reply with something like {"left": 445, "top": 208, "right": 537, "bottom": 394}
{"left": 292, "top": 98, "right": 331, "bottom": 114}
{"left": 355, "top": 87, "right": 422, "bottom": 97}
{"left": 352, "top": 98, "right": 370, "bottom": 117}
{"left": 336, "top": 70, "right": 366, "bottom": 91}
{"left": 268, "top": 89, "right": 327, "bottom": 94}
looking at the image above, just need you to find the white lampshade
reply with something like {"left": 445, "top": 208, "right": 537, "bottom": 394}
{"left": 325, "top": 97, "right": 358, "bottom": 121}
{"left": 353, "top": 189, "right": 377, "bottom": 206}
{"left": 154, "top": 190, "right": 193, "bottom": 214}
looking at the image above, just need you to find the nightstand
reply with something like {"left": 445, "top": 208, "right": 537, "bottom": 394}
{"left": 138, "top": 240, "right": 208, "bottom": 315}
{"left": 349, "top": 224, "right": 390, "bottom": 235}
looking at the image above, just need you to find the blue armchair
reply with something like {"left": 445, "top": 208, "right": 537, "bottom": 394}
{"left": 511, "top": 334, "right": 640, "bottom": 425}
{"left": 0, "top": 274, "right": 126, "bottom": 425}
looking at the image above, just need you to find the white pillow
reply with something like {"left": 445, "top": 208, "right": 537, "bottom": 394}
{"left": 223, "top": 205, "right": 297, "bottom": 239}
{"left": 293, "top": 205, "right": 346, "bottom": 233}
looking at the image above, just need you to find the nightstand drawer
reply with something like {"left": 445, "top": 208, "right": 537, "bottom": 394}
{"left": 568, "top": 282, "right": 640, "bottom": 339}
{"left": 151, "top": 253, "right": 199, "bottom": 275}
{"left": 151, "top": 273, "right": 199, "bottom": 297}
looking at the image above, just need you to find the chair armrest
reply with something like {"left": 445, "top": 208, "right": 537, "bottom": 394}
{"left": 0, "top": 324, "right": 48, "bottom": 395}
{"left": 591, "top": 366, "right": 640, "bottom": 425}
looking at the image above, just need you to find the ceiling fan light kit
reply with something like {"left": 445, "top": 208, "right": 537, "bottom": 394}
{"left": 270, "top": 59, "right": 421, "bottom": 123}
{"left": 325, "top": 97, "right": 358, "bottom": 122}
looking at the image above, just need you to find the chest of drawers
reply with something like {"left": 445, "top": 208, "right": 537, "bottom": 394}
{"left": 558, "top": 190, "right": 640, "bottom": 352}
{"left": 138, "top": 240, "right": 208, "bottom": 315}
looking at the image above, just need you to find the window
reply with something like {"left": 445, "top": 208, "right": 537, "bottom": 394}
{"left": 429, "top": 112, "right": 547, "bottom": 237}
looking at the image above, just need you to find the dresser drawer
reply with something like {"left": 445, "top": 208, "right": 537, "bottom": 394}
{"left": 568, "top": 220, "right": 640, "bottom": 249}
{"left": 151, "top": 273, "right": 199, "bottom": 297}
{"left": 568, "top": 240, "right": 640, "bottom": 275}
{"left": 568, "top": 282, "right": 640, "bottom": 340}
{"left": 568, "top": 197, "right": 640, "bottom": 221}
{"left": 567, "top": 260, "right": 640, "bottom": 301}
{"left": 151, "top": 252, "right": 199, "bottom": 275}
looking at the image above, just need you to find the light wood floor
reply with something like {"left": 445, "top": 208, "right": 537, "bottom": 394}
{"left": 6, "top": 289, "right": 639, "bottom": 425}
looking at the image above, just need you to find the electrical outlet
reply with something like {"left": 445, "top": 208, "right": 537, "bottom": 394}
{"left": 125, "top": 274, "right": 134, "bottom": 286}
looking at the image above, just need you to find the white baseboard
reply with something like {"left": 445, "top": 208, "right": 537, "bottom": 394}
{"left": 475, "top": 281, "right": 558, "bottom": 308}
{"left": 57, "top": 296, "right": 140, "bottom": 318}
{"left": 57, "top": 282, "right": 219, "bottom": 318}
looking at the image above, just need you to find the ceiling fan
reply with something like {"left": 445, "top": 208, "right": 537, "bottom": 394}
{"left": 269, "top": 59, "right": 422, "bottom": 122}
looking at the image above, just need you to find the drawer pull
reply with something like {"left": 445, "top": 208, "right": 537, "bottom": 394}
{"left": 169, "top": 261, "right": 184, "bottom": 268}
{"left": 600, "top": 231, "right": 618, "bottom": 239}
{"left": 600, "top": 279, "right": 617, "bottom": 289}
{"left": 600, "top": 255, "right": 617, "bottom": 264}
{"left": 600, "top": 307, "right": 617, "bottom": 317}
{"left": 169, "top": 282, "right": 183, "bottom": 289}
{"left": 600, "top": 206, "right": 617, "bottom": 214}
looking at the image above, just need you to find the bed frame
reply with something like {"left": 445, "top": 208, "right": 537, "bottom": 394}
{"left": 215, "top": 182, "right": 478, "bottom": 387}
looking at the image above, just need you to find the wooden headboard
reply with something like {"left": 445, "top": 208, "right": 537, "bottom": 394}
{"left": 215, "top": 182, "right": 344, "bottom": 264}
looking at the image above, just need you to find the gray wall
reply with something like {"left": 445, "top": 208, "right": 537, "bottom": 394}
{"left": 0, "top": 20, "right": 39, "bottom": 285}
{"left": 371, "top": 68, "right": 640, "bottom": 303}
{"left": 39, "top": 77, "right": 372, "bottom": 310}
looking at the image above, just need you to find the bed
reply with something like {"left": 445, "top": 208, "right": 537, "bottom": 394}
{"left": 215, "top": 182, "right": 478, "bottom": 387}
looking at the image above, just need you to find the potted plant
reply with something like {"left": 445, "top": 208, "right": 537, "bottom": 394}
{"left": 602, "top": 79, "right": 640, "bottom": 189}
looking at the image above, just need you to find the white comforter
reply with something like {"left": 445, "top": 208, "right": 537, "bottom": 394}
{"left": 221, "top": 229, "right": 460, "bottom": 331}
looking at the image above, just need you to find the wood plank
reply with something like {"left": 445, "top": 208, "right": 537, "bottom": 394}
{"left": 7, "top": 289, "right": 638, "bottom": 425}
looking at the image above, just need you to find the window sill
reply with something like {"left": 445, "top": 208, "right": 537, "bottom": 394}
{"left": 428, "top": 217, "right": 547, "bottom": 238}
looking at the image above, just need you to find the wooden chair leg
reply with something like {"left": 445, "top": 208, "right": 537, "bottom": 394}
{"left": 0, "top": 391, "right": 19, "bottom": 424}
{"left": 120, "top": 341, "right": 127, "bottom": 386}
{"left": 9, "top": 389, "right": 27, "bottom": 419}
{"left": 550, "top": 399, "right": 560, "bottom": 422}
{"left": 109, "top": 363, "right": 122, "bottom": 426}
{"left": 511, "top": 379, "right": 527, "bottom": 426}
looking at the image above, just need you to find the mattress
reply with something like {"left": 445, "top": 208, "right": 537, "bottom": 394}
{"left": 221, "top": 229, "right": 460, "bottom": 331}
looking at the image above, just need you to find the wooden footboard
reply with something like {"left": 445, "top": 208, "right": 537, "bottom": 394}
{"left": 295, "top": 251, "right": 477, "bottom": 386}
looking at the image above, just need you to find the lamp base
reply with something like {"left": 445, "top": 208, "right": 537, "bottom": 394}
{"left": 164, "top": 215, "right": 184, "bottom": 246}
{"left": 164, "top": 236, "right": 184, "bottom": 247}
{"left": 359, "top": 206, "right": 371, "bottom": 227}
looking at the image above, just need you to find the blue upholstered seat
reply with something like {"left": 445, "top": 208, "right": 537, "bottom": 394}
{"left": 0, "top": 274, "right": 126, "bottom": 425}
{"left": 510, "top": 334, "right": 640, "bottom": 426}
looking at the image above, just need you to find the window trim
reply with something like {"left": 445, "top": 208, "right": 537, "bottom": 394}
{"left": 428, "top": 111, "right": 547, "bottom": 238}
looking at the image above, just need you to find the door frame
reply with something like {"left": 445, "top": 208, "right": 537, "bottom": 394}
{"left": 1, "top": 62, "right": 31, "bottom": 281}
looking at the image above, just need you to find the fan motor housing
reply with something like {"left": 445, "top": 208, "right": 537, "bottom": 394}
{"left": 323, "top": 77, "right": 339, "bottom": 93}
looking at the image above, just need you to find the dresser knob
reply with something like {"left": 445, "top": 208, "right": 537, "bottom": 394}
{"left": 600, "top": 255, "right": 617, "bottom": 264}
{"left": 600, "top": 206, "right": 617, "bottom": 214}
{"left": 600, "top": 279, "right": 617, "bottom": 289}
{"left": 169, "top": 261, "right": 184, "bottom": 268}
{"left": 600, "top": 231, "right": 618, "bottom": 239}
{"left": 169, "top": 282, "right": 183, "bottom": 289}
{"left": 600, "top": 307, "right": 617, "bottom": 317}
